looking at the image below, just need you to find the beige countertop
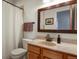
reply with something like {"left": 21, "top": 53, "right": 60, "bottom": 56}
{"left": 28, "top": 39, "right": 77, "bottom": 56}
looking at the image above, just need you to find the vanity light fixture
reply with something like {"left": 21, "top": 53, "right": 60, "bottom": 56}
{"left": 43, "top": 0, "right": 51, "bottom": 4}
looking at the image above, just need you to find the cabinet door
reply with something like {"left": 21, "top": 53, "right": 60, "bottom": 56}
{"left": 67, "top": 55, "right": 77, "bottom": 59}
{"left": 43, "top": 56, "right": 51, "bottom": 59}
{"left": 43, "top": 49, "right": 63, "bottom": 59}
{"left": 28, "top": 52, "right": 40, "bottom": 59}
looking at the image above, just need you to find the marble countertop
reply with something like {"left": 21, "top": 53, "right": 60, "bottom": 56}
{"left": 28, "top": 39, "right": 77, "bottom": 56}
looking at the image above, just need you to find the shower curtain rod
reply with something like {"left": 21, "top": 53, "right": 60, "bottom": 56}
{"left": 3, "top": 0, "right": 23, "bottom": 10}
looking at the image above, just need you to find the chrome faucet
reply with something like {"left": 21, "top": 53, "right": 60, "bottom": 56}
{"left": 46, "top": 34, "right": 53, "bottom": 42}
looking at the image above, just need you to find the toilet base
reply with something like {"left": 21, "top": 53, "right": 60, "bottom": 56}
{"left": 11, "top": 55, "right": 25, "bottom": 59}
{"left": 11, "top": 56, "right": 23, "bottom": 59}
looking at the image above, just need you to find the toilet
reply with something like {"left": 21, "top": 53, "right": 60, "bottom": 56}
{"left": 11, "top": 39, "right": 33, "bottom": 59}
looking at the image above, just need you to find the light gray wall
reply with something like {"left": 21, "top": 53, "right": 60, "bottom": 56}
{"left": 23, "top": 0, "right": 77, "bottom": 41}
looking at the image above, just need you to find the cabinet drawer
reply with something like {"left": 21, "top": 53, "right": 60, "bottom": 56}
{"left": 43, "top": 49, "right": 63, "bottom": 59}
{"left": 67, "top": 55, "right": 77, "bottom": 59}
{"left": 28, "top": 45, "right": 40, "bottom": 54}
{"left": 28, "top": 52, "right": 40, "bottom": 59}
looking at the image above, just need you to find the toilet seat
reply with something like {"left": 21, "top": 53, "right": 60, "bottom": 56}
{"left": 11, "top": 48, "right": 26, "bottom": 56}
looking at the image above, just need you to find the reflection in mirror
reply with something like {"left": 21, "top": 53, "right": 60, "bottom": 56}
{"left": 40, "top": 4, "right": 76, "bottom": 30}
{"left": 57, "top": 10, "right": 70, "bottom": 30}
{"left": 38, "top": 1, "right": 77, "bottom": 33}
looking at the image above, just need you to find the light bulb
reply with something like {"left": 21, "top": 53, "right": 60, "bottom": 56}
{"left": 43, "top": 0, "right": 51, "bottom": 4}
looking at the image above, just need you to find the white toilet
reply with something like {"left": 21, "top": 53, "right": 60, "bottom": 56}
{"left": 11, "top": 39, "right": 33, "bottom": 59}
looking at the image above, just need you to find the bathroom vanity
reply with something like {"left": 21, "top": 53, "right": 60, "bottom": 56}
{"left": 27, "top": 2, "right": 77, "bottom": 59}
{"left": 27, "top": 40, "right": 77, "bottom": 59}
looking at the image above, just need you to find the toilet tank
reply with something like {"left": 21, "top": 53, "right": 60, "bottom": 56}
{"left": 22, "top": 39, "right": 33, "bottom": 50}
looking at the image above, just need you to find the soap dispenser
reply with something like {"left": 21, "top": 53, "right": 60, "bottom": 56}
{"left": 57, "top": 34, "right": 61, "bottom": 44}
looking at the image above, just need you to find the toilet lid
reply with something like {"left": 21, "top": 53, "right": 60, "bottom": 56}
{"left": 11, "top": 48, "right": 26, "bottom": 56}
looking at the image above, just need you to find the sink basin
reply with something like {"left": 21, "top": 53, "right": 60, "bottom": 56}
{"left": 38, "top": 41, "right": 56, "bottom": 46}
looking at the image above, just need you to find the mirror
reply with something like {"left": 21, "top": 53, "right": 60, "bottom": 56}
{"left": 38, "top": 0, "right": 77, "bottom": 33}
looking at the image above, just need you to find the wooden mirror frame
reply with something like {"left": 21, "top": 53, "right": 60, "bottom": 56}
{"left": 38, "top": 0, "right": 77, "bottom": 33}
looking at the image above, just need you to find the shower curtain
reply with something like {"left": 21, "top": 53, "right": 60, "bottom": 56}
{"left": 2, "top": 1, "right": 23, "bottom": 59}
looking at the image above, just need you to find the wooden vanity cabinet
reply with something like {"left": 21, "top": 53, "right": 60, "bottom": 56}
{"left": 28, "top": 44, "right": 77, "bottom": 59}
{"left": 67, "top": 55, "right": 77, "bottom": 59}
{"left": 28, "top": 52, "right": 40, "bottom": 59}
{"left": 28, "top": 44, "right": 41, "bottom": 59}
{"left": 42, "top": 49, "right": 63, "bottom": 59}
